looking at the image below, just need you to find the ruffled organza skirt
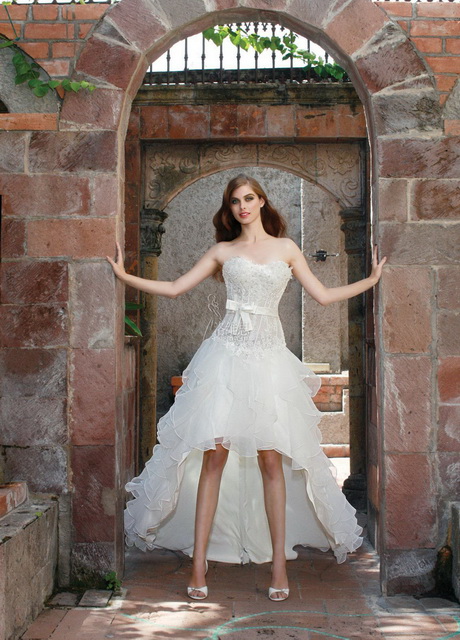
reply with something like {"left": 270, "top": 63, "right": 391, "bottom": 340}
{"left": 124, "top": 336, "right": 363, "bottom": 564}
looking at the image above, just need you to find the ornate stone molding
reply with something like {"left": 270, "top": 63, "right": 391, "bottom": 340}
{"left": 140, "top": 208, "right": 168, "bottom": 257}
{"left": 144, "top": 142, "right": 361, "bottom": 211}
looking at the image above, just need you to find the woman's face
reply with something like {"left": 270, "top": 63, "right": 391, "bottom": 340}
{"left": 229, "top": 184, "right": 265, "bottom": 225}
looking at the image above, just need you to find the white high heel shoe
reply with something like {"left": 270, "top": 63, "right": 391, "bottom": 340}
{"left": 187, "top": 560, "right": 208, "bottom": 600}
{"left": 268, "top": 586, "right": 290, "bottom": 601}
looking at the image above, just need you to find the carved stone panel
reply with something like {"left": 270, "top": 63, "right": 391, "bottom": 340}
{"left": 144, "top": 142, "right": 362, "bottom": 212}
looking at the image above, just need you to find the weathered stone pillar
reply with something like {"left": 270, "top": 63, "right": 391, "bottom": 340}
{"left": 139, "top": 208, "right": 167, "bottom": 467}
{"left": 339, "top": 206, "right": 367, "bottom": 510}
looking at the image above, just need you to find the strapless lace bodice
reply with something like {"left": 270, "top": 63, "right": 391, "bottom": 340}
{"left": 211, "top": 256, "right": 292, "bottom": 358}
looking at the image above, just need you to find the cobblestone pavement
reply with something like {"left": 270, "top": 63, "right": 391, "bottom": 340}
{"left": 22, "top": 540, "right": 460, "bottom": 640}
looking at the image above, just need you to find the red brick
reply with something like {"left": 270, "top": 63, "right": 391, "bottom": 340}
{"left": 237, "top": 105, "right": 265, "bottom": 138}
{"left": 127, "top": 108, "right": 140, "bottom": 140}
{"left": 437, "top": 267, "right": 460, "bottom": 310}
{"left": 75, "top": 35, "right": 141, "bottom": 90}
{"left": 438, "top": 405, "right": 460, "bottom": 452}
{"left": 24, "top": 22, "right": 71, "bottom": 40}
{"left": 29, "top": 131, "right": 117, "bottom": 172}
{"left": 0, "top": 174, "right": 90, "bottom": 217}
{"left": 78, "top": 23, "right": 93, "bottom": 39}
{"left": 266, "top": 105, "right": 296, "bottom": 138}
{"left": 60, "top": 88, "right": 123, "bottom": 131}
{"left": 210, "top": 104, "right": 238, "bottom": 138}
{"left": 21, "top": 609, "right": 67, "bottom": 640}
{"left": 32, "top": 5, "right": 58, "bottom": 20}
{"left": 397, "top": 20, "right": 408, "bottom": 32}
{"left": 0, "top": 113, "right": 58, "bottom": 131}
{"left": 379, "top": 137, "right": 460, "bottom": 179}
{"left": 382, "top": 267, "right": 432, "bottom": 354}
{"left": 412, "top": 20, "right": 460, "bottom": 37}
{"left": 410, "top": 37, "right": 443, "bottom": 54}
{"left": 168, "top": 105, "right": 209, "bottom": 138}
{"left": 383, "top": 356, "right": 432, "bottom": 452}
{"left": 27, "top": 219, "right": 115, "bottom": 259}
{"left": 416, "top": 5, "right": 460, "bottom": 18}
{"left": 438, "top": 311, "right": 460, "bottom": 356}
{"left": 1, "top": 261, "right": 68, "bottom": 304}
{"left": 0, "top": 4, "right": 28, "bottom": 19}
{"left": 0, "top": 348, "right": 67, "bottom": 397}
{"left": 40, "top": 59, "right": 70, "bottom": 78}
{"left": 446, "top": 39, "right": 460, "bottom": 55}
{"left": 326, "top": 0, "right": 388, "bottom": 56}
{"left": 438, "top": 357, "right": 460, "bottom": 402}
{"left": 411, "top": 179, "right": 460, "bottom": 220}
{"left": 445, "top": 119, "right": 460, "bottom": 136}
{"left": 435, "top": 74, "right": 458, "bottom": 92}
{"left": 65, "top": 4, "right": 108, "bottom": 20}
{"left": 124, "top": 183, "right": 140, "bottom": 225}
{"left": 1, "top": 219, "right": 25, "bottom": 258}
{"left": 376, "top": 2, "right": 413, "bottom": 18}
{"left": 0, "top": 304, "right": 68, "bottom": 348}
{"left": 355, "top": 38, "right": 427, "bottom": 94}
{"left": 20, "top": 42, "right": 49, "bottom": 59}
{"left": 125, "top": 141, "right": 140, "bottom": 184}
{"left": 385, "top": 453, "right": 437, "bottom": 548}
{"left": 71, "top": 445, "right": 115, "bottom": 542}
{"left": 70, "top": 349, "right": 116, "bottom": 445}
{"left": 378, "top": 178, "right": 408, "bottom": 222}
{"left": 69, "top": 262, "right": 116, "bottom": 349}
{"left": 139, "top": 105, "right": 169, "bottom": 139}
{"left": 52, "top": 41, "right": 77, "bottom": 58}
{"left": 427, "top": 56, "right": 460, "bottom": 74}
{"left": 0, "top": 23, "right": 22, "bottom": 40}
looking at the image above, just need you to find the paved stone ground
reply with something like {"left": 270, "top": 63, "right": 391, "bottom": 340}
{"left": 22, "top": 540, "right": 460, "bottom": 640}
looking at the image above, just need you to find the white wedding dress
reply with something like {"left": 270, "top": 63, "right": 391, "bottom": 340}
{"left": 124, "top": 256, "right": 363, "bottom": 564}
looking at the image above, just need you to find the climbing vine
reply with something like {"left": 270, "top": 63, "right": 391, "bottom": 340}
{"left": 1, "top": 0, "right": 96, "bottom": 97}
{"left": 203, "top": 26, "right": 347, "bottom": 81}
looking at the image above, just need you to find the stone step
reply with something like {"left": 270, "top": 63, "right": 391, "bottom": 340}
{"left": 0, "top": 482, "right": 28, "bottom": 519}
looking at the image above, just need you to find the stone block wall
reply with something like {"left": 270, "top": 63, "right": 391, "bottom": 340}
{"left": 0, "top": 0, "right": 459, "bottom": 599}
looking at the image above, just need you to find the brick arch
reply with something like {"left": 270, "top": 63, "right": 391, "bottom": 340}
{"left": 55, "top": 0, "right": 446, "bottom": 594}
{"left": 60, "top": 0, "right": 438, "bottom": 138}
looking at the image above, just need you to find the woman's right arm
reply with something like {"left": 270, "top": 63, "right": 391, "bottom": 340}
{"left": 106, "top": 241, "right": 220, "bottom": 298}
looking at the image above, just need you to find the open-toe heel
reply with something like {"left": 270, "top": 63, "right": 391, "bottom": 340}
{"left": 187, "top": 560, "right": 209, "bottom": 600}
{"left": 268, "top": 586, "right": 289, "bottom": 601}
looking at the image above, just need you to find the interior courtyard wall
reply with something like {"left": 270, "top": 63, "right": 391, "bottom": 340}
{"left": 0, "top": 0, "right": 459, "bottom": 595}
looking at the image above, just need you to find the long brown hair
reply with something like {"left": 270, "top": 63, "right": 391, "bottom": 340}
{"left": 213, "top": 174, "right": 287, "bottom": 242}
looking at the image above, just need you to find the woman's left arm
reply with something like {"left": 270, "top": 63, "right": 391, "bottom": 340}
{"left": 289, "top": 242, "right": 386, "bottom": 306}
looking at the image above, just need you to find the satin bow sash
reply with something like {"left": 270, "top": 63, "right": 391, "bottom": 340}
{"left": 226, "top": 299, "right": 278, "bottom": 332}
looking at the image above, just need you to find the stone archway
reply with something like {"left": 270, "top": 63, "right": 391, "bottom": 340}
{"left": 56, "top": 0, "right": 444, "bottom": 594}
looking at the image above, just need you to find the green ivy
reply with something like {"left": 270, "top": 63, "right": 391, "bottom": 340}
{"left": 203, "top": 26, "right": 347, "bottom": 82}
{"left": 11, "top": 49, "right": 95, "bottom": 97}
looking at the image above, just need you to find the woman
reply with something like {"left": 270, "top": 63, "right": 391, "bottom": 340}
{"left": 107, "top": 174, "right": 386, "bottom": 602}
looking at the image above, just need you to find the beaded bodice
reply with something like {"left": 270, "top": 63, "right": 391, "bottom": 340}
{"left": 211, "top": 256, "right": 292, "bottom": 358}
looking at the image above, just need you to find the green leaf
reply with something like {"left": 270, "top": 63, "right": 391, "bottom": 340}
{"left": 33, "top": 84, "right": 49, "bottom": 97}
{"left": 48, "top": 80, "right": 61, "bottom": 89}
{"left": 125, "top": 301, "right": 144, "bottom": 310}
{"left": 79, "top": 80, "right": 90, "bottom": 88}
{"left": 0, "top": 40, "right": 15, "bottom": 49}
{"left": 124, "top": 316, "right": 142, "bottom": 337}
{"left": 28, "top": 78, "right": 42, "bottom": 88}
{"left": 70, "top": 81, "right": 81, "bottom": 92}
{"left": 15, "top": 73, "right": 30, "bottom": 85}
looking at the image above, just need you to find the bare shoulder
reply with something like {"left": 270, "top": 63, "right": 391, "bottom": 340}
{"left": 277, "top": 237, "right": 302, "bottom": 261}
{"left": 213, "top": 240, "right": 236, "bottom": 265}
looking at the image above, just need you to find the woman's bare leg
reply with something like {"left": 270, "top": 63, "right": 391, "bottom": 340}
{"left": 188, "top": 444, "right": 229, "bottom": 597}
{"left": 258, "top": 449, "right": 289, "bottom": 600}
